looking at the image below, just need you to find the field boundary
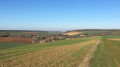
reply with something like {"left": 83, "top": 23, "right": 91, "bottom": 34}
{"left": 79, "top": 40, "right": 100, "bottom": 67}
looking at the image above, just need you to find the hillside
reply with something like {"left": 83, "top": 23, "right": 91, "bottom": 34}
{"left": 0, "top": 30, "right": 120, "bottom": 67}
{"left": 0, "top": 36, "right": 101, "bottom": 67}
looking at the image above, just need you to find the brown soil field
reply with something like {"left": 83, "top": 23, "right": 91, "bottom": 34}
{"left": 64, "top": 31, "right": 84, "bottom": 35}
{"left": 0, "top": 37, "right": 34, "bottom": 44}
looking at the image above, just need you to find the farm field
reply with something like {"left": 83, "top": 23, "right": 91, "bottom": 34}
{"left": 90, "top": 36, "right": 120, "bottom": 67}
{"left": 1, "top": 0, "right": 120, "bottom": 67}
{"left": 64, "top": 30, "right": 110, "bottom": 36}
{"left": 0, "top": 35, "right": 120, "bottom": 67}
{"left": 0, "top": 42, "right": 28, "bottom": 50}
{"left": 0, "top": 31, "right": 61, "bottom": 37}
{"left": 79, "top": 31, "right": 110, "bottom": 35}
{"left": 0, "top": 37, "right": 34, "bottom": 44}
{"left": 0, "top": 36, "right": 101, "bottom": 67}
{"left": 63, "top": 31, "right": 84, "bottom": 35}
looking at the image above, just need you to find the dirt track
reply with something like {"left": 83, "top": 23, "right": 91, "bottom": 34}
{"left": 79, "top": 40, "right": 100, "bottom": 67}
{"left": 0, "top": 37, "right": 34, "bottom": 44}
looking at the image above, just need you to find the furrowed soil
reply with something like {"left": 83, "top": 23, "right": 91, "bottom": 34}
{"left": 0, "top": 37, "right": 101, "bottom": 67}
{"left": 0, "top": 37, "right": 34, "bottom": 44}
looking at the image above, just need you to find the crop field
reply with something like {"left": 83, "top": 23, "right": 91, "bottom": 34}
{"left": 0, "top": 36, "right": 101, "bottom": 67}
{"left": 79, "top": 31, "right": 110, "bottom": 35}
{"left": 90, "top": 36, "right": 120, "bottom": 67}
{"left": 68, "top": 30, "right": 110, "bottom": 36}
{"left": 63, "top": 31, "right": 84, "bottom": 35}
{"left": 0, "top": 33, "right": 6, "bottom": 35}
{"left": 110, "top": 31, "right": 120, "bottom": 35}
{"left": 0, "top": 42, "right": 28, "bottom": 50}
{"left": 0, "top": 35, "right": 120, "bottom": 67}
{"left": 0, "top": 37, "right": 34, "bottom": 44}
{"left": 1, "top": 0, "right": 120, "bottom": 66}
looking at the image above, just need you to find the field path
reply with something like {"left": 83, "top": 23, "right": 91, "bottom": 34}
{"left": 79, "top": 40, "right": 100, "bottom": 67}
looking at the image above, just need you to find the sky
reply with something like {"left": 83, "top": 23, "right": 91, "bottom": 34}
{"left": 0, "top": 0, "right": 120, "bottom": 31}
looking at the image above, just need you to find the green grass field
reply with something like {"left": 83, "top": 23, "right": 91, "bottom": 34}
{"left": 90, "top": 36, "right": 120, "bottom": 67}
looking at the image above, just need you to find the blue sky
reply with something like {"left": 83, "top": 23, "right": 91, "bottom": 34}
{"left": 0, "top": 0, "right": 120, "bottom": 31}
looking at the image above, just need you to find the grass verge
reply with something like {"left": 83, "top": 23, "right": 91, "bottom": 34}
{"left": 90, "top": 36, "right": 120, "bottom": 67}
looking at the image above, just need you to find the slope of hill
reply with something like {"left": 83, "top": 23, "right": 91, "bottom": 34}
{"left": 0, "top": 36, "right": 101, "bottom": 67}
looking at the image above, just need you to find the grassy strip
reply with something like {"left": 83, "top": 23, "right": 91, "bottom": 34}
{"left": 60, "top": 44, "right": 93, "bottom": 67}
{"left": 61, "top": 41, "right": 97, "bottom": 67}
{"left": 90, "top": 36, "right": 120, "bottom": 67}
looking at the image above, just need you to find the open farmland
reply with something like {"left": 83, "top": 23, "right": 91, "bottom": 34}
{"left": 0, "top": 37, "right": 34, "bottom": 44}
{"left": 1, "top": 0, "right": 120, "bottom": 66}
{"left": 79, "top": 30, "right": 110, "bottom": 35}
{"left": 0, "top": 31, "right": 120, "bottom": 67}
{"left": 64, "top": 30, "right": 111, "bottom": 36}
{"left": 90, "top": 36, "right": 120, "bottom": 67}
{"left": 0, "top": 36, "right": 101, "bottom": 67}
{"left": 63, "top": 31, "right": 84, "bottom": 35}
{"left": 0, "top": 30, "right": 61, "bottom": 37}
{"left": 0, "top": 42, "right": 28, "bottom": 50}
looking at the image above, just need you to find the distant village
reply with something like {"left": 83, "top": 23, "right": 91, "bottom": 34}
{"left": 0, "top": 33, "right": 91, "bottom": 43}
{"left": 0, "top": 30, "right": 119, "bottom": 44}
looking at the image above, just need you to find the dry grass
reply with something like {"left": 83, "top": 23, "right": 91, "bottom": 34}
{"left": 64, "top": 31, "right": 84, "bottom": 35}
{"left": 79, "top": 40, "right": 100, "bottom": 67}
{"left": 0, "top": 39, "right": 99, "bottom": 67}
{"left": 90, "top": 36, "right": 120, "bottom": 67}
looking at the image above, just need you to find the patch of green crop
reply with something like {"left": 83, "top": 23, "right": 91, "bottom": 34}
{"left": 90, "top": 37, "right": 120, "bottom": 67}
{"left": 0, "top": 33, "right": 7, "bottom": 35}
{"left": 0, "top": 42, "right": 28, "bottom": 50}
